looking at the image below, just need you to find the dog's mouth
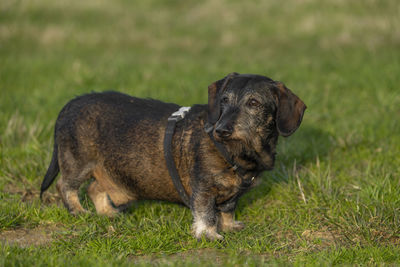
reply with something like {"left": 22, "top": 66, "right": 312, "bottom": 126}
{"left": 212, "top": 126, "right": 252, "bottom": 145}
{"left": 212, "top": 129, "right": 239, "bottom": 143}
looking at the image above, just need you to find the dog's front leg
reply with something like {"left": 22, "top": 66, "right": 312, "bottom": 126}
{"left": 217, "top": 198, "right": 245, "bottom": 232}
{"left": 191, "top": 190, "right": 223, "bottom": 240}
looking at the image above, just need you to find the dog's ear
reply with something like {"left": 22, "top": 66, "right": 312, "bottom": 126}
{"left": 272, "top": 82, "right": 307, "bottom": 137}
{"left": 207, "top": 72, "right": 239, "bottom": 126}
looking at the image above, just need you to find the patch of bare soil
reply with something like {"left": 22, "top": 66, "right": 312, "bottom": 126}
{"left": 0, "top": 225, "right": 61, "bottom": 248}
{"left": 301, "top": 228, "right": 337, "bottom": 242}
{"left": 4, "top": 184, "right": 61, "bottom": 204}
{"left": 23, "top": 189, "right": 61, "bottom": 204}
{"left": 130, "top": 248, "right": 228, "bottom": 265}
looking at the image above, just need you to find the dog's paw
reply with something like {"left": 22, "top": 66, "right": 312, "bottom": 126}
{"left": 220, "top": 220, "right": 245, "bottom": 232}
{"left": 193, "top": 221, "right": 223, "bottom": 241}
{"left": 197, "top": 231, "right": 224, "bottom": 241}
{"left": 231, "top": 220, "right": 245, "bottom": 231}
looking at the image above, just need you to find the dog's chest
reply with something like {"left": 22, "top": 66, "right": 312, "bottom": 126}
{"left": 214, "top": 173, "right": 243, "bottom": 204}
{"left": 215, "top": 170, "right": 261, "bottom": 204}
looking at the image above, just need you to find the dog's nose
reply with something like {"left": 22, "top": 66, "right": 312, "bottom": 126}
{"left": 215, "top": 125, "right": 233, "bottom": 138}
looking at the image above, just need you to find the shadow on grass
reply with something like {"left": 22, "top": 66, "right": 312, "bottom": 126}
{"left": 237, "top": 124, "right": 333, "bottom": 211}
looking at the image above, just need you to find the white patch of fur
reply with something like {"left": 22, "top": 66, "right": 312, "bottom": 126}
{"left": 192, "top": 219, "right": 223, "bottom": 240}
{"left": 193, "top": 220, "right": 208, "bottom": 238}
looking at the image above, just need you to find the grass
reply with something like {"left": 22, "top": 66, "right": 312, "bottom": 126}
{"left": 1, "top": 0, "right": 400, "bottom": 265}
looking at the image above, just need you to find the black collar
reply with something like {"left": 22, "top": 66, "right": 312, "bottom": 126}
{"left": 204, "top": 125, "right": 261, "bottom": 188}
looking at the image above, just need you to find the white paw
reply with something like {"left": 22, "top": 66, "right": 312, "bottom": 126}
{"left": 193, "top": 220, "right": 223, "bottom": 241}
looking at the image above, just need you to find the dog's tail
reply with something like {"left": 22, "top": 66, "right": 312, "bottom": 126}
{"left": 40, "top": 141, "right": 59, "bottom": 199}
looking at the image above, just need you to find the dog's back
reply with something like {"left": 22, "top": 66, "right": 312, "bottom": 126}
{"left": 55, "top": 92, "right": 179, "bottom": 158}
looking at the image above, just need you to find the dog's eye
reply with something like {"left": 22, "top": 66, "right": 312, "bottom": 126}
{"left": 247, "top": 99, "right": 260, "bottom": 107}
{"left": 221, "top": 97, "right": 229, "bottom": 104}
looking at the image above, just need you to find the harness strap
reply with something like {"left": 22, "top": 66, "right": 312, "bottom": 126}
{"left": 205, "top": 127, "right": 260, "bottom": 188}
{"left": 163, "top": 107, "right": 191, "bottom": 207}
{"left": 164, "top": 106, "right": 260, "bottom": 208}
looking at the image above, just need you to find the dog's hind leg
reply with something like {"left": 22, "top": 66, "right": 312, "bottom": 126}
{"left": 217, "top": 198, "right": 244, "bottom": 232}
{"left": 88, "top": 166, "right": 135, "bottom": 216}
{"left": 56, "top": 150, "right": 93, "bottom": 215}
{"left": 87, "top": 180, "right": 118, "bottom": 217}
{"left": 56, "top": 175, "right": 91, "bottom": 215}
{"left": 218, "top": 212, "right": 245, "bottom": 232}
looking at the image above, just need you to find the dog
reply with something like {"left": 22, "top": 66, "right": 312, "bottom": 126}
{"left": 40, "top": 72, "right": 306, "bottom": 240}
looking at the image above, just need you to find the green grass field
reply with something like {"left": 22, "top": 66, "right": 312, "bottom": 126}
{"left": 1, "top": 0, "right": 400, "bottom": 265}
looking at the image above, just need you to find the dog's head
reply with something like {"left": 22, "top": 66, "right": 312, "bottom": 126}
{"left": 207, "top": 72, "right": 306, "bottom": 169}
